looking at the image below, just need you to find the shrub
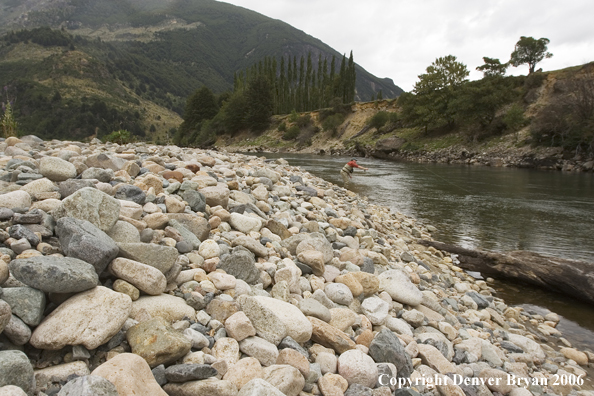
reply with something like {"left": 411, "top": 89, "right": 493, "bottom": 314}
{"left": 504, "top": 104, "right": 527, "bottom": 132}
{"left": 322, "top": 113, "right": 345, "bottom": 135}
{"left": 282, "top": 125, "right": 300, "bottom": 140}
{"left": 296, "top": 114, "right": 311, "bottom": 128}
{"left": 288, "top": 109, "right": 299, "bottom": 123}
{"left": 104, "top": 129, "right": 132, "bottom": 144}
{"left": 368, "top": 111, "right": 390, "bottom": 130}
{"left": 278, "top": 121, "right": 287, "bottom": 132}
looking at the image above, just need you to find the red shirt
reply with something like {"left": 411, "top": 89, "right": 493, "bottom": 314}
{"left": 347, "top": 160, "right": 361, "bottom": 169}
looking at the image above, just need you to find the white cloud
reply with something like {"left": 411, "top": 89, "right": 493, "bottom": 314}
{"left": 221, "top": 0, "right": 594, "bottom": 91}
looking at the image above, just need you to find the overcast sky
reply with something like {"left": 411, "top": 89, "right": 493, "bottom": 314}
{"left": 221, "top": 0, "right": 594, "bottom": 92}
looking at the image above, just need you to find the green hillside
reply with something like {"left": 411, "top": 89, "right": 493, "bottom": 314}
{"left": 0, "top": 0, "right": 403, "bottom": 141}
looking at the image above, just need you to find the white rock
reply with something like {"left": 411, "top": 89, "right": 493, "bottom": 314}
{"left": 337, "top": 349, "right": 378, "bottom": 388}
{"left": 378, "top": 269, "right": 423, "bottom": 306}
{"left": 229, "top": 213, "right": 262, "bottom": 233}
{"left": 239, "top": 336, "right": 280, "bottom": 367}
{"left": 30, "top": 286, "right": 131, "bottom": 350}
{"left": 324, "top": 283, "right": 354, "bottom": 306}
{"left": 361, "top": 297, "right": 389, "bottom": 325}
{"left": 251, "top": 296, "right": 312, "bottom": 343}
{"left": 199, "top": 240, "right": 221, "bottom": 259}
{"left": 39, "top": 156, "right": 77, "bottom": 182}
{"left": 0, "top": 190, "right": 31, "bottom": 209}
{"left": 130, "top": 294, "right": 196, "bottom": 323}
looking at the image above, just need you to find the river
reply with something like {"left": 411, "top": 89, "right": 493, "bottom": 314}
{"left": 248, "top": 152, "right": 594, "bottom": 351}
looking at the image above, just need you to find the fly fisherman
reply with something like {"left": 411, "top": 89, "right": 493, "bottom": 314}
{"left": 340, "top": 158, "right": 368, "bottom": 186}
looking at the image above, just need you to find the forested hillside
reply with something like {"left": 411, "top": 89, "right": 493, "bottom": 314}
{"left": 0, "top": 0, "right": 403, "bottom": 142}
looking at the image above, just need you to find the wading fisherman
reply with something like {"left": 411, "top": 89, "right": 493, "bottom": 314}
{"left": 341, "top": 158, "right": 368, "bottom": 185}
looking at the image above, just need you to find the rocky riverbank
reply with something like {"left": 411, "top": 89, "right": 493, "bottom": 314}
{"left": 371, "top": 146, "right": 594, "bottom": 173}
{"left": 0, "top": 136, "right": 592, "bottom": 396}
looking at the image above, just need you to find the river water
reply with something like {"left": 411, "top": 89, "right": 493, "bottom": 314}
{"left": 249, "top": 152, "right": 594, "bottom": 351}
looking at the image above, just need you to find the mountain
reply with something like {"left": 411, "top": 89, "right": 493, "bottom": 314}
{"left": 0, "top": 0, "right": 403, "bottom": 142}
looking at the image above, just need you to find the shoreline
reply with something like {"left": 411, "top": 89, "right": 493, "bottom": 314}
{"left": 0, "top": 136, "right": 593, "bottom": 395}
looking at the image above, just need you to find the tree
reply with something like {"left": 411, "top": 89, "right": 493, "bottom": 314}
{"left": 510, "top": 36, "right": 553, "bottom": 74}
{"left": 179, "top": 86, "right": 218, "bottom": 133}
{"left": 245, "top": 74, "right": 273, "bottom": 132}
{"left": 414, "top": 55, "right": 469, "bottom": 94}
{"left": 476, "top": 57, "right": 508, "bottom": 77}
{"left": 410, "top": 55, "right": 470, "bottom": 130}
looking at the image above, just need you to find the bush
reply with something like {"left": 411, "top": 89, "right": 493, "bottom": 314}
{"left": 288, "top": 110, "right": 299, "bottom": 123}
{"left": 524, "top": 72, "right": 547, "bottom": 90}
{"left": 368, "top": 111, "right": 390, "bottom": 130}
{"left": 282, "top": 125, "right": 300, "bottom": 140}
{"left": 503, "top": 104, "right": 527, "bottom": 132}
{"left": 278, "top": 121, "right": 287, "bottom": 132}
{"left": 296, "top": 114, "right": 311, "bottom": 128}
{"left": 104, "top": 129, "right": 132, "bottom": 144}
{"left": 322, "top": 113, "right": 345, "bottom": 135}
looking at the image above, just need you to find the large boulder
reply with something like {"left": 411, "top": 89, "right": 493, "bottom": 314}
{"left": 56, "top": 217, "right": 119, "bottom": 274}
{"left": 91, "top": 353, "right": 168, "bottom": 396}
{"left": 9, "top": 256, "right": 98, "bottom": 294}
{"left": 30, "top": 287, "right": 132, "bottom": 350}
{"left": 52, "top": 187, "right": 120, "bottom": 232}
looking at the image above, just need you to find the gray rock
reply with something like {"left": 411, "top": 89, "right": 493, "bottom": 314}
{"left": 345, "top": 383, "right": 373, "bottom": 396}
{"left": 81, "top": 167, "right": 115, "bottom": 183}
{"left": 117, "top": 242, "right": 179, "bottom": 274}
{"left": 107, "top": 220, "right": 141, "bottom": 243}
{"left": 466, "top": 291, "right": 490, "bottom": 309}
{"left": 52, "top": 187, "right": 120, "bottom": 232}
{"left": 56, "top": 217, "right": 120, "bottom": 274}
{"left": 114, "top": 185, "right": 146, "bottom": 205}
{"left": 169, "top": 219, "right": 201, "bottom": 249}
{"left": 12, "top": 209, "right": 43, "bottom": 224}
{"left": 3, "top": 314, "right": 32, "bottom": 345}
{"left": 369, "top": 328, "right": 413, "bottom": 379}
{"left": 180, "top": 190, "right": 206, "bottom": 213}
{"left": 164, "top": 364, "right": 217, "bottom": 382}
{"left": 280, "top": 234, "right": 311, "bottom": 255}
{"left": 167, "top": 213, "right": 210, "bottom": 241}
{"left": 278, "top": 336, "right": 310, "bottom": 359}
{"left": 0, "top": 299, "right": 11, "bottom": 333}
{"left": 218, "top": 248, "right": 260, "bottom": 284}
{"left": 1, "top": 286, "right": 46, "bottom": 326}
{"left": 152, "top": 365, "right": 167, "bottom": 386}
{"left": 9, "top": 256, "right": 98, "bottom": 294}
{"left": 57, "top": 375, "right": 118, "bottom": 396}
{"left": 295, "top": 185, "right": 318, "bottom": 196}
{"left": 394, "top": 389, "right": 422, "bottom": 396}
{"left": 300, "top": 298, "right": 332, "bottom": 322}
{"left": 58, "top": 180, "right": 96, "bottom": 199}
{"left": 0, "top": 208, "right": 14, "bottom": 220}
{"left": 8, "top": 224, "right": 39, "bottom": 247}
{"left": 0, "top": 350, "right": 35, "bottom": 394}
